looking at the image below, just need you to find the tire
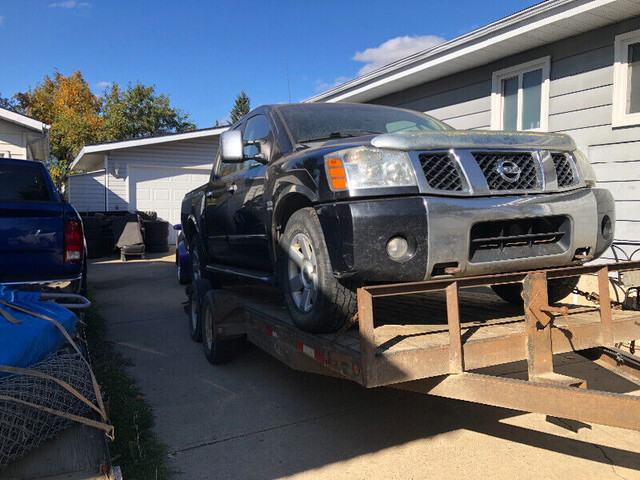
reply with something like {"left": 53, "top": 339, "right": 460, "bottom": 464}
{"left": 189, "top": 237, "right": 206, "bottom": 282}
{"left": 144, "top": 220, "right": 169, "bottom": 237}
{"left": 201, "top": 290, "right": 243, "bottom": 364}
{"left": 137, "top": 211, "right": 157, "bottom": 221}
{"left": 145, "top": 243, "right": 169, "bottom": 253}
{"left": 177, "top": 244, "right": 191, "bottom": 285}
{"left": 188, "top": 279, "right": 211, "bottom": 342}
{"left": 189, "top": 236, "right": 223, "bottom": 287}
{"left": 492, "top": 275, "right": 580, "bottom": 305}
{"left": 278, "top": 207, "right": 357, "bottom": 333}
{"left": 177, "top": 261, "right": 190, "bottom": 285}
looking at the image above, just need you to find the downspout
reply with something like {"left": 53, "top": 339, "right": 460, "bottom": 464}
{"left": 104, "top": 154, "right": 109, "bottom": 212}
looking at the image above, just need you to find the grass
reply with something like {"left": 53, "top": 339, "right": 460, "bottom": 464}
{"left": 85, "top": 291, "right": 173, "bottom": 480}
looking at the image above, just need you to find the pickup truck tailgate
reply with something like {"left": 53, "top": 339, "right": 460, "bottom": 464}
{"left": 0, "top": 202, "right": 65, "bottom": 282}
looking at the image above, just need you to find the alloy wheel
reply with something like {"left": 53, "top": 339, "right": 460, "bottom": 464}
{"left": 287, "top": 233, "right": 318, "bottom": 313}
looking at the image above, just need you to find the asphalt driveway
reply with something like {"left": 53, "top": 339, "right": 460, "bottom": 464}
{"left": 90, "top": 251, "right": 640, "bottom": 480}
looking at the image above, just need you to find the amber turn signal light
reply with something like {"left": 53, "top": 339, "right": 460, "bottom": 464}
{"left": 327, "top": 157, "right": 348, "bottom": 190}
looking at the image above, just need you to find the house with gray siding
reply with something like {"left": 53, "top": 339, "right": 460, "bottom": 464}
{"left": 68, "top": 127, "right": 226, "bottom": 242}
{"left": 307, "top": 0, "right": 640, "bottom": 260}
{"left": 0, "top": 107, "right": 49, "bottom": 161}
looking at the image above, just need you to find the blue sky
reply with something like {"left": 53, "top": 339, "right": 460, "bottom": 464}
{"left": 0, "top": 0, "right": 539, "bottom": 128}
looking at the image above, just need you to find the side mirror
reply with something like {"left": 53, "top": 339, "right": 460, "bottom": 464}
{"left": 220, "top": 130, "right": 244, "bottom": 163}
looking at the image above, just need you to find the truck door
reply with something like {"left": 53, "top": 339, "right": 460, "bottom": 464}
{"left": 225, "top": 114, "right": 272, "bottom": 271}
{"left": 203, "top": 150, "right": 236, "bottom": 263}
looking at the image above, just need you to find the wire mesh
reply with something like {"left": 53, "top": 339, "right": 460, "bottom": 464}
{"left": 0, "top": 349, "right": 97, "bottom": 469}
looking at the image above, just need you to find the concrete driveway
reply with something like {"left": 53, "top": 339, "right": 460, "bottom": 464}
{"left": 90, "top": 252, "right": 640, "bottom": 480}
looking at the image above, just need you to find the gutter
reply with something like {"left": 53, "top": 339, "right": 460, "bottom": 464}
{"left": 304, "top": 0, "right": 611, "bottom": 103}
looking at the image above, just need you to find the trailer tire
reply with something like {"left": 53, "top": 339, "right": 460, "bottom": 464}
{"left": 278, "top": 207, "right": 357, "bottom": 333}
{"left": 201, "top": 290, "right": 242, "bottom": 364}
{"left": 492, "top": 275, "right": 580, "bottom": 305}
{"left": 188, "top": 279, "right": 211, "bottom": 342}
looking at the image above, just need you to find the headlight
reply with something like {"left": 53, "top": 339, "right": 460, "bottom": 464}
{"left": 325, "top": 147, "right": 417, "bottom": 191}
{"left": 573, "top": 148, "right": 597, "bottom": 187}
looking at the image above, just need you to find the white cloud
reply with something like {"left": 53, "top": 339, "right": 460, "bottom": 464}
{"left": 95, "top": 81, "right": 112, "bottom": 90}
{"left": 352, "top": 35, "right": 445, "bottom": 76}
{"left": 49, "top": 1, "right": 91, "bottom": 8}
{"left": 313, "top": 76, "right": 350, "bottom": 92}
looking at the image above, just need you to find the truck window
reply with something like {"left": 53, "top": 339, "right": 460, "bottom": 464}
{"left": 219, "top": 115, "right": 272, "bottom": 178}
{"left": 243, "top": 115, "right": 271, "bottom": 158}
{"left": 0, "top": 162, "right": 52, "bottom": 202}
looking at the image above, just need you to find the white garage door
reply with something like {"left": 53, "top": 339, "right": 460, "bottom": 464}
{"left": 129, "top": 166, "right": 210, "bottom": 243}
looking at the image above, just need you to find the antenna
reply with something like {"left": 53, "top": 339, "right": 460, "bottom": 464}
{"left": 284, "top": 35, "right": 292, "bottom": 103}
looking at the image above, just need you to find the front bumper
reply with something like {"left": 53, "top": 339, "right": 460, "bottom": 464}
{"left": 316, "top": 188, "right": 615, "bottom": 282}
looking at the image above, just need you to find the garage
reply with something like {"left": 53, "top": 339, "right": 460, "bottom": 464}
{"left": 129, "top": 166, "right": 210, "bottom": 243}
{"left": 67, "top": 127, "right": 226, "bottom": 244}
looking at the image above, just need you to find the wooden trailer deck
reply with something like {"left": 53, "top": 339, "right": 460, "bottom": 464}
{"left": 207, "top": 261, "right": 640, "bottom": 431}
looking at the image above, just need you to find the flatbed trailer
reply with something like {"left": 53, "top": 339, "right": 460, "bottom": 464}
{"left": 197, "top": 260, "right": 640, "bottom": 431}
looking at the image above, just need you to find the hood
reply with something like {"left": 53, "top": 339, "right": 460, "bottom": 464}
{"left": 370, "top": 130, "right": 576, "bottom": 152}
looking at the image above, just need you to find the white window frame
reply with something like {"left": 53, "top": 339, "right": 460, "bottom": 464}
{"left": 491, "top": 56, "right": 551, "bottom": 132}
{"left": 613, "top": 28, "right": 640, "bottom": 128}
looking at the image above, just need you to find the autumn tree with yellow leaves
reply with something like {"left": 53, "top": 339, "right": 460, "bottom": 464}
{"left": 14, "top": 71, "right": 195, "bottom": 187}
{"left": 16, "top": 71, "right": 104, "bottom": 186}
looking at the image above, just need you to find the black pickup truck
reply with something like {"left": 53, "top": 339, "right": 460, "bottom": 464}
{"left": 0, "top": 158, "right": 86, "bottom": 293}
{"left": 181, "top": 103, "right": 614, "bottom": 333}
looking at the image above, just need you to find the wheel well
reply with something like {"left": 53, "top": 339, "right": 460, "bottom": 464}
{"left": 273, "top": 194, "right": 313, "bottom": 244}
{"left": 184, "top": 218, "right": 197, "bottom": 246}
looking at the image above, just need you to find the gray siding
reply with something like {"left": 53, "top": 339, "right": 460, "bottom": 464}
{"left": 369, "top": 15, "right": 640, "bottom": 260}
{"left": 0, "top": 119, "right": 27, "bottom": 159}
{"left": 106, "top": 136, "right": 218, "bottom": 211}
{"left": 68, "top": 171, "right": 106, "bottom": 212}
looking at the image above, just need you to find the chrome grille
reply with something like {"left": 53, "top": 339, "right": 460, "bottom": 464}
{"left": 472, "top": 152, "right": 539, "bottom": 191}
{"left": 419, "top": 153, "right": 463, "bottom": 191}
{"left": 551, "top": 153, "right": 576, "bottom": 187}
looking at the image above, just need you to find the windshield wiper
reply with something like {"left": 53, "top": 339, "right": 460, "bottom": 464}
{"left": 297, "top": 130, "right": 383, "bottom": 144}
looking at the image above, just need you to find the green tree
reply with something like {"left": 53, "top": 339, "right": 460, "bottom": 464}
{"left": 0, "top": 92, "right": 17, "bottom": 112}
{"left": 15, "top": 71, "right": 104, "bottom": 186}
{"left": 101, "top": 82, "right": 195, "bottom": 141}
{"left": 229, "top": 91, "right": 250, "bottom": 123}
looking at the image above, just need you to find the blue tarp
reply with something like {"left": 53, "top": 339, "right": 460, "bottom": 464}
{"left": 0, "top": 285, "right": 77, "bottom": 371}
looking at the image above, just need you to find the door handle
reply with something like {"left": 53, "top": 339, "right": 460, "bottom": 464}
{"left": 228, "top": 184, "right": 238, "bottom": 194}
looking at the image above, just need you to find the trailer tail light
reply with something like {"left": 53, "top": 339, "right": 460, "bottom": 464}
{"left": 64, "top": 220, "right": 84, "bottom": 262}
{"left": 326, "top": 157, "right": 348, "bottom": 190}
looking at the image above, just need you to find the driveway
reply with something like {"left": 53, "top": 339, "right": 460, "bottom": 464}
{"left": 90, "top": 252, "right": 640, "bottom": 480}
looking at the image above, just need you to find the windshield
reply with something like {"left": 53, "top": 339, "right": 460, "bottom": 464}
{"left": 275, "top": 103, "right": 451, "bottom": 143}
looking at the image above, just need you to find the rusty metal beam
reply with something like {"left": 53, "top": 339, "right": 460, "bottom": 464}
{"left": 362, "top": 261, "right": 640, "bottom": 298}
{"left": 357, "top": 288, "right": 377, "bottom": 387}
{"left": 597, "top": 267, "right": 614, "bottom": 346}
{"left": 367, "top": 316, "right": 640, "bottom": 388}
{"left": 523, "top": 272, "right": 554, "bottom": 380}
{"left": 446, "top": 282, "right": 464, "bottom": 373}
{"left": 395, "top": 372, "right": 640, "bottom": 431}
{"left": 581, "top": 347, "right": 640, "bottom": 386}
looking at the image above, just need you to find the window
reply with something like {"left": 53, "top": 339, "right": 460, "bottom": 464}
{"left": 491, "top": 57, "right": 550, "bottom": 131}
{"left": 218, "top": 116, "right": 272, "bottom": 178}
{"left": 613, "top": 29, "right": 640, "bottom": 127}
{"left": 243, "top": 114, "right": 271, "bottom": 157}
{"left": 0, "top": 162, "right": 52, "bottom": 202}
